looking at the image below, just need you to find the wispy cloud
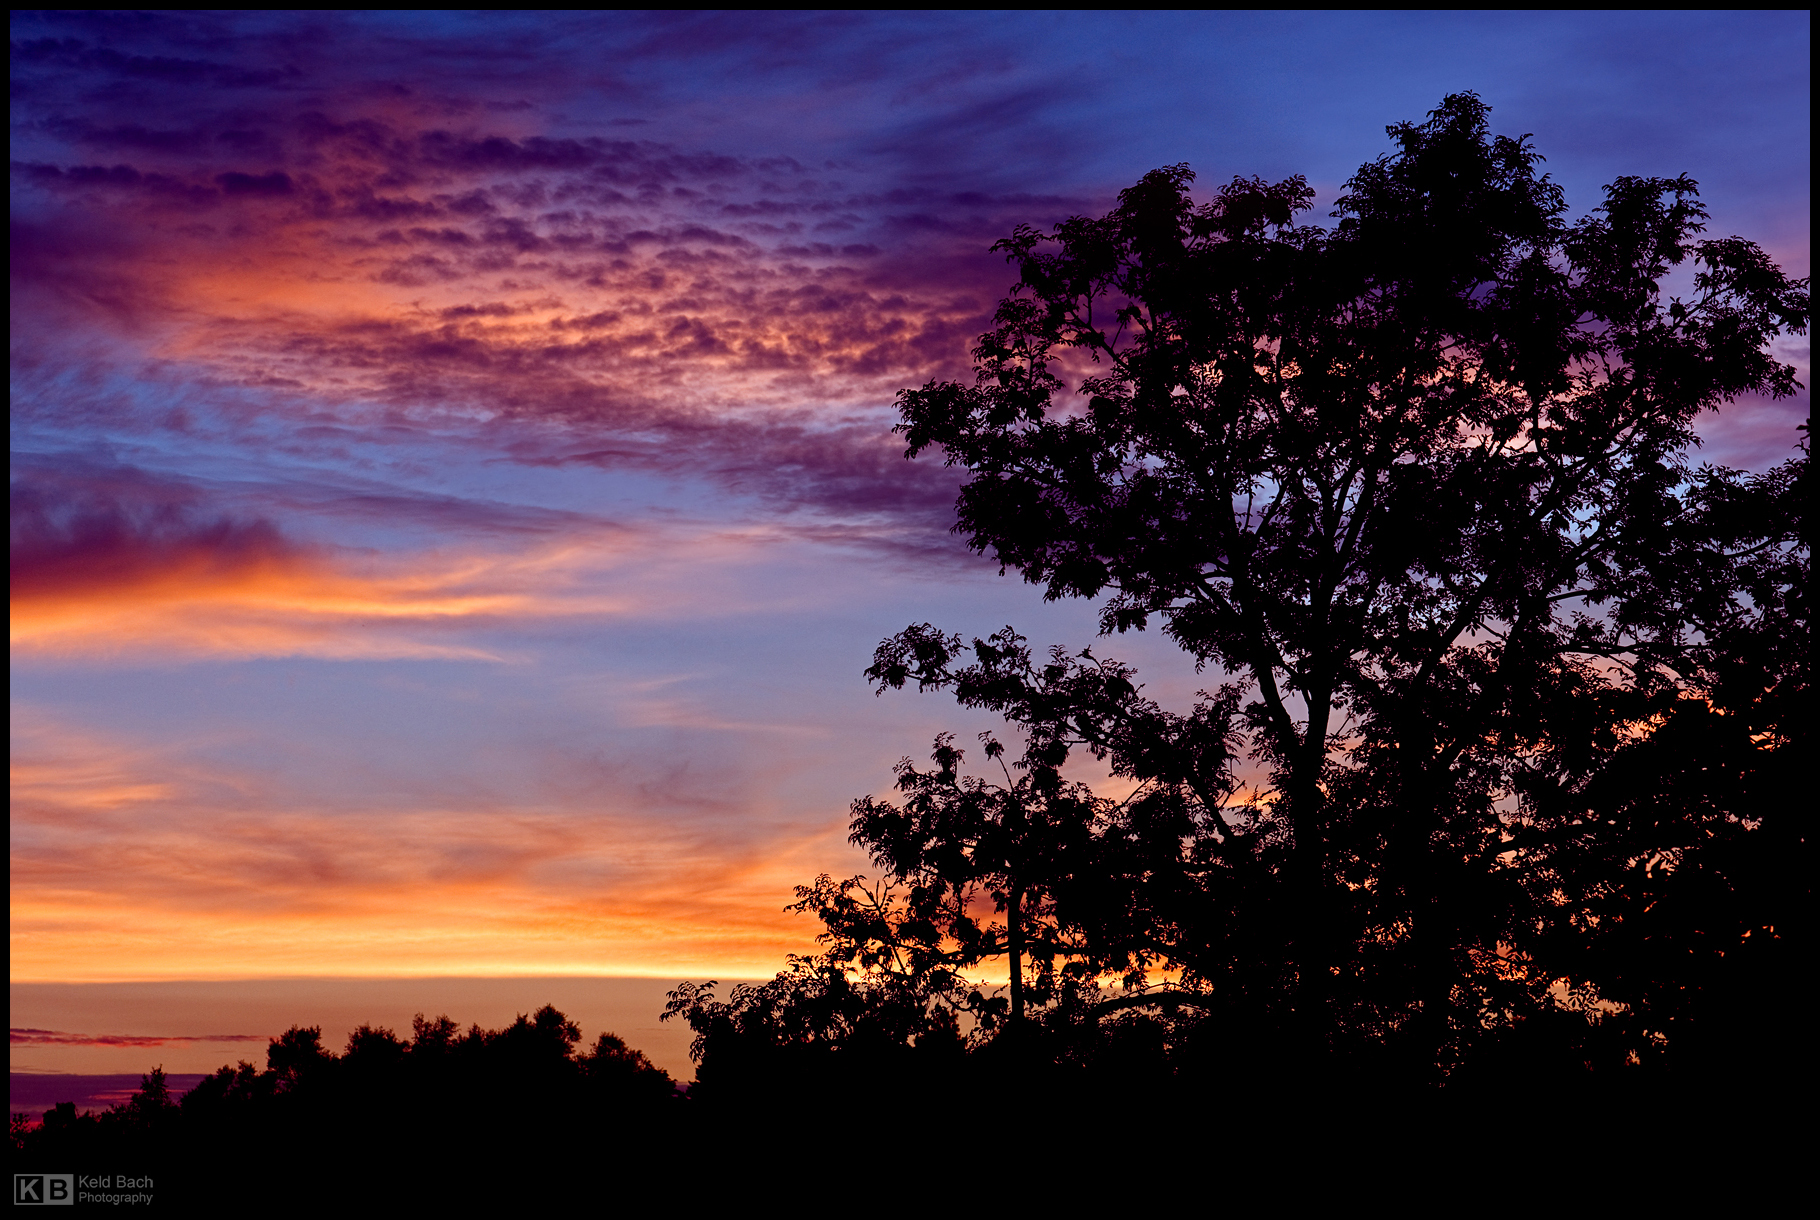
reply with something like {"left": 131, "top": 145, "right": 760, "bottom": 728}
{"left": 12, "top": 452, "right": 939, "bottom": 659}
{"left": 10, "top": 462, "right": 592, "bottom": 659}
{"left": 11, "top": 1029, "right": 266, "bottom": 1048}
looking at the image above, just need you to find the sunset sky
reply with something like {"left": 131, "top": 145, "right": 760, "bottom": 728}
{"left": 10, "top": 12, "right": 1808, "bottom": 1076}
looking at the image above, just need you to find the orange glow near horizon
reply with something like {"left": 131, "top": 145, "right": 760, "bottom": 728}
{"left": 8, "top": 885, "right": 823, "bottom": 985}
{"left": 8, "top": 498, "right": 984, "bottom": 986}
{"left": 10, "top": 735, "right": 834, "bottom": 983}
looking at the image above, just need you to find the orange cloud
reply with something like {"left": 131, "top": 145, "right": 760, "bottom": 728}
{"left": 10, "top": 714, "right": 840, "bottom": 982}
{"left": 10, "top": 510, "right": 841, "bottom": 660}
{"left": 14, "top": 539, "right": 535, "bottom": 660}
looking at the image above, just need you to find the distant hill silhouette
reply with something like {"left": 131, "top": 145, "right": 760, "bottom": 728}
{"left": 10, "top": 1073, "right": 208, "bottom": 1122}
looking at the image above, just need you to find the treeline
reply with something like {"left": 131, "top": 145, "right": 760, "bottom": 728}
{"left": 11, "top": 1007, "right": 681, "bottom": 1200}
{"left": 12, "top": 974, "right": 1775, "bottom": 1204}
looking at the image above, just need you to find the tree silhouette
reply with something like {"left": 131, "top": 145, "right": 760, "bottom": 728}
{"left": 11, "top": 1004, "right": 684, "bottom": 1203}
{"left": 805, "top": 722, "right": 1104, "bottom": 1029}
{"left": 266, "top": 1025, "right": 334, "bottom": 1092}
{"left": 811, "top": 92, "right": 1806, "bottom": 1086}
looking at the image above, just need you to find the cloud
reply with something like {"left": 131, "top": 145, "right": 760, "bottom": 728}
{"left": 11, "top": 1029, "right": 266, "bottom": 1048}
{"left": 9, "top": 713, "right": 845, "bottom": 980}
{"left": 9, "top": 531, "right": 620, "bottom": 662}
{"left": 9, "top": 449, "right": 973, "bottom": 661}
{"left": 19, "top": 12, "right": 1801, "bottom": 540}
{"left": 10, "top": 15, "right": 1094, "bottom": 533}
{"left": 11, "top": 459, "right": 310, "bottom": 604}
{"left": 8, "top": 459, "right": 645, "bottom": 659}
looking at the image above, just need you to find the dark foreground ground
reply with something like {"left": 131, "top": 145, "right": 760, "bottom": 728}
{"left": 10, "top": 1072, "right": 1797, "bottom": 1209}
{"left": 12, "top": 997, "right": 1802, "bottom": 1208}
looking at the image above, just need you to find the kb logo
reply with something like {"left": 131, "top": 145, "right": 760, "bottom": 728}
{"left": 13, "top": 1175, "right": 73, "bottom": 1205}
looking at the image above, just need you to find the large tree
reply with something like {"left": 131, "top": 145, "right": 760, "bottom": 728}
{"left": 828, "top": 93, "right": 1807, "bottom": 1083}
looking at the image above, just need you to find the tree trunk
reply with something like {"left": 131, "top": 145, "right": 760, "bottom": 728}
{"left": 1286, "top": 770, "right": 1328, "bottom": 1072}
{"left": 1008, "top": 881, "right": 1025, "bottom": 1026}
{"left": 1396, "top": 714, "right": 1454, "bottom": 1081}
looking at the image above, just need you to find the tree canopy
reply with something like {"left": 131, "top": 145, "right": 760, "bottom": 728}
{"left": 673, "top": 93, "right": 1808, "bottom": 1092}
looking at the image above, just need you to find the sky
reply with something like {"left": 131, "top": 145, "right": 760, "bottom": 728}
{"left": 9, "top": 11, "right": 1809, "bottom": 1072}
